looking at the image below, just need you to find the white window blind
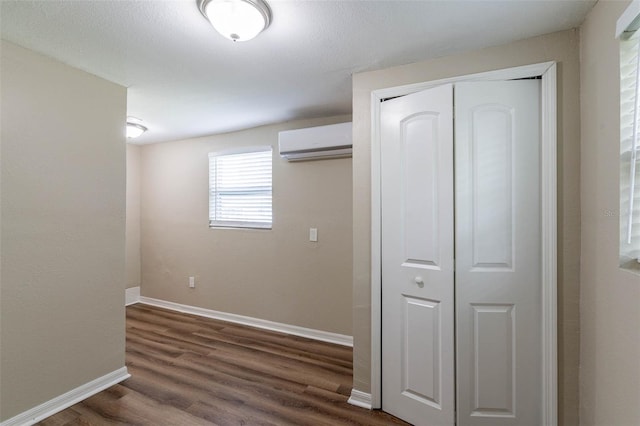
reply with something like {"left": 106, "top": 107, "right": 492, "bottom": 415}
{"left": 208, "top": 147, "right": 272, "bottom": 229}
{"left": 620, "top": 34, "right": 640, "bottom": 264}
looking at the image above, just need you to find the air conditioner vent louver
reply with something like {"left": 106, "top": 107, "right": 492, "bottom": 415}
{"left": 278, "top": 122, "right": 352, "bottom": 161}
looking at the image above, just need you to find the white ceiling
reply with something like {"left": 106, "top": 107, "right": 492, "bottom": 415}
{"left": 1, "top": 0, "right": 596, "bottom": 144}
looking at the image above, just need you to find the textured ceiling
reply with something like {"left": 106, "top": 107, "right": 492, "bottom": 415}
{"left": 1, "top": 0, "right": 596, "bottom": 144}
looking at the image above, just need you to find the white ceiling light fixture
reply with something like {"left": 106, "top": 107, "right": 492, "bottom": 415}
{"left": 198, "top": 0, "right": 272, "bottom": 42}
{"left": 126, "top": 117, "right": 148, "bottom": 139}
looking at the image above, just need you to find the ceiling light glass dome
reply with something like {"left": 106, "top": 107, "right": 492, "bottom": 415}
{"left": 198, "top": 0, "right": 272, "bottom": 42}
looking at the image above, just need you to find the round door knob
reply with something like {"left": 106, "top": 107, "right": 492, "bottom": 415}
{"left": 414, "top": 276, "right": 424, "bottom": 287}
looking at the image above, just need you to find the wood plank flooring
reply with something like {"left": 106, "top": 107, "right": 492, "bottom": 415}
{"left": 38, "top": 304, "right": 407, "bottom": 425}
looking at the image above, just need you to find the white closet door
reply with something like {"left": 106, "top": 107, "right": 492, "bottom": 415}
{"left": 381, "top": 84, "right": 455, "bottom": 426}
{"left": 454, "top": 80, "right": 541, "bottom": 426}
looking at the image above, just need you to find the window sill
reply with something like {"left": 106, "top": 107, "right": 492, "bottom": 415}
{"left": 620, "top": 257, "right": 640, "bottom": 275}
{"left": 209, "top": 225, "right": 272, "bottom": 231}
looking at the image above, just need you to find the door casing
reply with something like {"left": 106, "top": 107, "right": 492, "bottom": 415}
{"left": 367, "top": 61, "right": 558, "bottom": 426}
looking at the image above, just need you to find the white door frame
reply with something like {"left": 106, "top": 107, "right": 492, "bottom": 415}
{"left": 370, "top": 61, "right": 557, "bottom": 426}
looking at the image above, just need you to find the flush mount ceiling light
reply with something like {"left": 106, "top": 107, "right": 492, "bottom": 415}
{"left": 198, "top": 0, "right": 272, "bottom": 42}
{"left": 126, "top": 117, "right": 148, "bottom": 139}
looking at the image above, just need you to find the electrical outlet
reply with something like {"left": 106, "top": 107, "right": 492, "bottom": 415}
{"left": 189, "top": 276, "right": 195, "bottom": 288}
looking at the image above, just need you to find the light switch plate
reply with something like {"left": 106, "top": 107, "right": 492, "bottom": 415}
{"left": 309, "top": 228, "right": 318, "bottom": 242}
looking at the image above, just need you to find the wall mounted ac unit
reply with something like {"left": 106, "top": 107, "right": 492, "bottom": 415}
{"left": 278, "top": 122, "right": 352, "bottom": 161}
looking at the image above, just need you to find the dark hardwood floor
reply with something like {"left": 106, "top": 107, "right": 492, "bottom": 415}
{"left": 38, "top": 304, "right": 407, "bottom": 425}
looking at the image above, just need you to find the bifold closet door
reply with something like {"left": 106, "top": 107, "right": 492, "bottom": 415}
{"left": 381, "top": 84, "right": 455, "bottom": 426}
{"left": 454, "top": 80, "right": 541, "bottom": 426}
{"left": 381, "top": 80, "right": 542, "bottom": 426}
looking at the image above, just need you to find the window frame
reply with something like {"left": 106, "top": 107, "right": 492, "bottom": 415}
{"left": 208, "top": 146, "right": 273, "bottom": 230}
{"left": 618, "top": 5, "right": 640, "bottom": 271}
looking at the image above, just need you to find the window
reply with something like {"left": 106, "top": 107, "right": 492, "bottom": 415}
{"left": 208, "top": 147, "right": 272, "bottom": 229}
{"left": 620, "top": 28, "right": 640, "bottom": 270}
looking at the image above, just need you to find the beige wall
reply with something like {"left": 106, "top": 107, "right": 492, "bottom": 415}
{"left": 580, "top": 1, "right": 640, "bottom": 425}
{"left": 352, "top": 30, "right": 581, "bottom": 424}
{"left": 0, "top": 41, "right": 127, "bottom": 421}
{"left": 140, "top": 115, "right": 353, "bottom": 335}
{"left": 126, "top": 144, "right": 141, "bottom": 289}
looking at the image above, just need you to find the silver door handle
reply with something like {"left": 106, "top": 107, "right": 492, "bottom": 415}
{"left": 414, "top": 276, "right": 424, "bottom": 287}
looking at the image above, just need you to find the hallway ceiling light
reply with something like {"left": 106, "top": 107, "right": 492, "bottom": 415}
{"left": 126, "top": 117, "right": 148, "bottom": 139}
{"left": 198, "top": 0, "right": 272, "bottom": 42}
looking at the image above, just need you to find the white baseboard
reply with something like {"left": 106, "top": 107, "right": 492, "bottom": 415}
{"left": 348, "top": 389, "right": 373, "bottom": 409}
{"left": 138, "top": 296, "right": 353, "bottom": 347}
{"left": 125, "top": 286, "right": 140, "bottom": 306}
{"left": 1, "top": 367, "right": 130, "bottom": 426}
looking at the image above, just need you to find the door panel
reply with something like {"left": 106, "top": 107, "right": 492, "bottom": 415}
{"left": 455, "top": 81, "right": 541, "bottom": 426}
{"left": 403, "top": 112, "right": 441, "bottom": 267}
{"left": 381, "top": 84, "right": 455, "bottom": 426}
{"left": 471, "top": 303, "right": 515, "bottom": 416}
{"left": 402, "top": 296, "right": 441, "bottom": 406}
{"left": 469, "top": 105, "right": 514, "bottom": 269}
